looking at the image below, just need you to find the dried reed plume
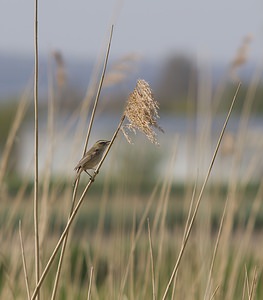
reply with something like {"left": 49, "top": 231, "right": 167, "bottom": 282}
{"left": 104, "top": 53, "right": 139, "bottom": 86}
{"left": 52, "top": 51, "right": 67, "bottom": 89}
{"left": 230, "top": 34, "right": 253, "bottom": 81}
{"left": 123, "top": 79, "right": 163, "bottom": 144}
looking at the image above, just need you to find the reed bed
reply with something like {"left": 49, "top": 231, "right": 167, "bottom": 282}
{"left": 0, "top": 6, "right": 263, "bottom": 300}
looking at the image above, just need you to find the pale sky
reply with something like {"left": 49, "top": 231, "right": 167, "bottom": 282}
{"left": 0, "top": 0, "right": 263, "bottom": 63}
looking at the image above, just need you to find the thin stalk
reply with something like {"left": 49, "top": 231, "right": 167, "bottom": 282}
{"left": 129, "top": 210, "right": 136, "bottom": 300}
{"left": 161, "top": 83, "right": 240, "bottom": 300}
{"left": 155, "top": 140, "right": 177, "bottom": 297}
{"left": 248, "top": 267, "right": 258, "bottom": 300}
{"left": 50, "top": 25, "right": 114, "bottom": 300}
{"left": 86, "top": 267, "right": 94, "bottom": 300}
{"left": 118, "top": 178, "right": 159, "bottom": 300}
{"left": 50, "top": 183, "right": 77, "bottom": 300}
{"left": 19, "top": 221, "right": 30, "bottom": 300}
{"left": 39, "top": 53, "right": 55, "bottom": 251}
{"left": 241, "top": 268, "right": 246, "bottom": 300}
{"left": 245, "top": 265, "right": 250, "bottom": 298}
{"left": 204, "top": 199, "right": 227, "bottom": 300}
{"left": 171, "top": 181, "right": 197, "bottom": 299}
{"left": 209, "top": 285, "right": 220, "bottom": 300}
{"left": 83, "top": 24, "right": 114, "bottom": 154}
{"left": 0, "top": 87, "right": 29, "bottom": 187}
{"left": 147, "top": 218, "right": 156, "bottom": 300}
{"left": 33, "top": 0, "right": 40, "bottom": 299}
{"left": 31, "top": 115, "right": 125, "bottom": 300}
{"left": 183, "top": 180, "right": 197, "bottom": 243}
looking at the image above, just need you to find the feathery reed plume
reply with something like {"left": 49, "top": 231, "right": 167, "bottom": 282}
{"left": 123, "top": 79, "right": 163, "bottom": 144}
{"left": 104, "top": 53, "right": 139, "bottom": 86}
{"left": 230, "top": 34, "right": 253, "bottom": 81}
{"left": 52, "top": 51, "right": 67, "bottom": 89}
{"left": 220, "top": 131, "right": 235, "bottom": 156}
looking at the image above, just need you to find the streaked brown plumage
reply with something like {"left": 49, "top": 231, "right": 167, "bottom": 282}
{"left": 74, "top": 140, "right": 110, "bottom": 179}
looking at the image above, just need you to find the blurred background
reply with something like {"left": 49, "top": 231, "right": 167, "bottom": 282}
{"left": 1, "top": 0, "right": 263, "bottom": 183}
{"left": 1, "top": 1, "right": 263, "bottom": 299}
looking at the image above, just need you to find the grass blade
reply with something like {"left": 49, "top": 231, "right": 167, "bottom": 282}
{"left": 161, "top": 83, "right": 241, "bottom": 300}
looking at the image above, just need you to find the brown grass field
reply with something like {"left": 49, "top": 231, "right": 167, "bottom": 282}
{"left": 0, "top": 10, "right": 263, "bottom": 300}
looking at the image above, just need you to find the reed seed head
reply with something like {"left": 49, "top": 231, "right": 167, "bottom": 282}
{"left": 230, "top": 34, "right": 253, "bottom": 81}
{"left": 123, "top": 79, "right": 163, "bottom": 145}
{"left": 52, "top": 50, "right": 67, "bottom": 89}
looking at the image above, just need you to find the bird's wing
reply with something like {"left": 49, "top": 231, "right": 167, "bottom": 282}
{"left": 74, "top": 149, "right": 98, "bottom": 171}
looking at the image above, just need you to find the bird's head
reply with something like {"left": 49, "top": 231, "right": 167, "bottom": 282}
{"left": 94, "top": 140, "right": 110, "bottom": 150}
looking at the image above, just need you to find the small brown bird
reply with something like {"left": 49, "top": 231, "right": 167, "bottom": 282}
{"left": 74, "top": 140, "right": 110, "bottom": 180}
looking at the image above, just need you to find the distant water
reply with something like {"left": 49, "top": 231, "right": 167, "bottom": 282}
{"left": 18, "top": 113, "right": 263, "bottom": 183}
{"left": 2, "top": 53, "right": 262, "bottom": 182}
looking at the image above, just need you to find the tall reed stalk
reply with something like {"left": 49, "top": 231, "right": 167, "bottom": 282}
{"left": 50, "top": 25, "right": 114, "bottom": 300}
{"left": 33, "top": 1, "right": 40, "bottom": 299}
{"left": 161, "top": 83, "right": 241, "bottom": 300}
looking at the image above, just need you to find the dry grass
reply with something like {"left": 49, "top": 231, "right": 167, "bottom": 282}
{"left": 0, "top": 16, "right": 263, "bottom": 300}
